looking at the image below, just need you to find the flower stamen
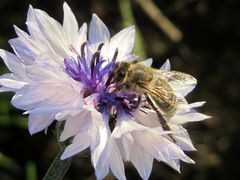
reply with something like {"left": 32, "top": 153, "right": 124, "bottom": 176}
{"left": 112, "top": 48, "right": 118, "bottom": 63}
{"left": 90, "top": 51, "right": 101, "bottom": 76}
{"left": 80, "top": 42, "right": 87, "bottom": 60}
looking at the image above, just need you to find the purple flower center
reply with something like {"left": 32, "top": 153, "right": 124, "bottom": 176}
{"left": 64, "top": 42, "right": 140, "bottom": 123}
{"left": 64, "top": 43, "right": 115, "bottom": 96}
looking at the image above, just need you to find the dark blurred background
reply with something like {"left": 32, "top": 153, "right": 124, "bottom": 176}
{"left": 0, "top": 0, "right": 239, "bottom": 179}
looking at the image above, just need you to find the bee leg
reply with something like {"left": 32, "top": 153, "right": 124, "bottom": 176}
{"left": 145, "top": 93, "right": 175, "bottom": 142}
{"left": 116, "top": 84, "right": 126, "bottom": 91}
{"left": 145, "top": 93, "right": 168, "bottom": 128}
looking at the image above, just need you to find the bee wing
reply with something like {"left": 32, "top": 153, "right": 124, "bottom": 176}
{"left": 156, "top": 69, "right": 197, "bottom": 96}
{"left": 140, "top": 80, "right": 172, "bottom": 103}
{"left": 153, "top": 84, "right": 190, "bottom": 113}
{"left": 141, "top": 80, "right": 190, "bottom": 114}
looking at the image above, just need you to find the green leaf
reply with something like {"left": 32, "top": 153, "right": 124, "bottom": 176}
{"left": 0, "top": 152, "right": 21, "bottom": 172}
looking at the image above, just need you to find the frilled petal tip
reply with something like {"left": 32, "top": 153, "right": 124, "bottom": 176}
{"left": 60, "top": 130, "right": 91, "bottom": 160}
{"left": 170, "top": 101, "right": 211, "bottom": 124}
{"left": 63, "top": 2, "right": 79, "bottom": 43}
{"left": 138, "top": 58, "right": 153, "bottom": 67}
{"left": 59, "top": 111, "right": 91, "bottom": 142}
{"left": 28, "top": 113, "right": 55, "bottom": 135}
{"left": 0, "top": 49, "right": 25, "bottom": 77}
{"left": 89, "top": 14, "right": 110, "bottom": 43}
{"left": 108, "top": 26, "right": 135, "bottom": 61}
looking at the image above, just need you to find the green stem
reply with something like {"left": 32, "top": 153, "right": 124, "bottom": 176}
{"left": 42, "top": 150, "right": 73, "bottom": 180}
{"left": 119, "top": 0, "right": 147, "bottom": 61}
{"left": 43, "top": 122, "right": 72, "bottom": 180}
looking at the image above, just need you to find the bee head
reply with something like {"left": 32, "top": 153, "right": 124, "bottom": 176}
{"left": 106, "top": 62, "right": 130, "bottom": 87}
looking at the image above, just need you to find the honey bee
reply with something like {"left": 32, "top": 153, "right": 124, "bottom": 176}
{"left": 107, "top": 61, "right": 197, "bottom": 131}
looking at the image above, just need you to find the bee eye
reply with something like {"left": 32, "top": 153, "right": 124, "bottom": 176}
{"left": 119, "top": 70, "right": 125, "bottom": 77}
{"left": 115, "top": 69, "right": 126, "bottom": 82}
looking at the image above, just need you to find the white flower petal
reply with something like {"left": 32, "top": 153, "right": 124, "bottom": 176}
{"left": 96, "top": 138, "right": 126, "bottom": 180}
{"left": 138, "top": 58, "right": 153, "bottom": 67}
{"left": 55, "top": 109, "right": 83, "bottom": 120}
{"left": 171, "top": 111, "right": 211, "bottom": 124}
{"left": 11, "top": 81, "right": 82, "bottom": 111}
{"left": 28, "top": 113, "right": 55, "bottom": 135}
{"left": 0, "top": 49, "right": 26, "bottom": 78}
{"left": 0, "top": 87, "right": 12, "bottom": 92}
{"left": 32, "top": 7, "right": 70, "bottom": 57}
{"left": 24, "top": 57, "right": 70, "bottom": 81}
{"left": 8, "top": 38, "right": 35, "bottom": 65}
{"left": 174, "top": 134, "right": 196, "bottom": 151}
{"left": 120, "top": 54, "right": 138, "bottom": 62}
{"left": 130, "top": 145, "right": 153, "bottom": 180}
{"left": 95, "top": 159, "right": 109, "bottom": 180}
{"left": 0, "top": 74, "right": 27, "bottom": 90}
{"left": 13, "top": 25, "right": 39, "bottom": 51}
{"left": 74, "top": 23, "right": 87, "bottom": 53}
{"left": 170, "top": 125, "right": 196, "bottom": 151}
{"left": 168, "top": 159, "right": 181, "bottom": 172}
{"left": 132, "top": 131, "right": 168, "bottom": 162}
{"left": 25, "top": 66, "right": 57, "bottom": 82}
{"left": 112, "top": 112, "right": 147, "bottom": 138}
{"left": 61, "top": 130, "right": 91, "bottom": 160}
{"left": 109, "top": 26, "right": 135, "bottom": 61}
{"left": 26, "top": 5, "right": 41, "bottom": 36}
{"left": 133, "top": 130, "right": 194, "bottom": 166}
{"left": 108, "top": 140, "right": 126, "bottom": 180}
{"left": 89, "top": 14, "right": 110, "bottom": 43}
{"left": 24, "top": 105, "right": 75, "bottom": 115}
{"left": 116, "top": 134, "right": 134, "bottom": 161}
{"left": 60, "top": 110, "right": 91, "bottom": 141}
{"left": 26, "top": 6, "right": 58, "bottom": 56}
{"left": 63, "top": 2, "right": 78, "bottom": 44}
{"left": 189, "top": 101, "right": 206, "bottom": 108}
{"left": 160, "top": 59, "right": 171, "bottom": 71}
{"left": 90, "top": 108, "right": 110, "bottom": 168}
